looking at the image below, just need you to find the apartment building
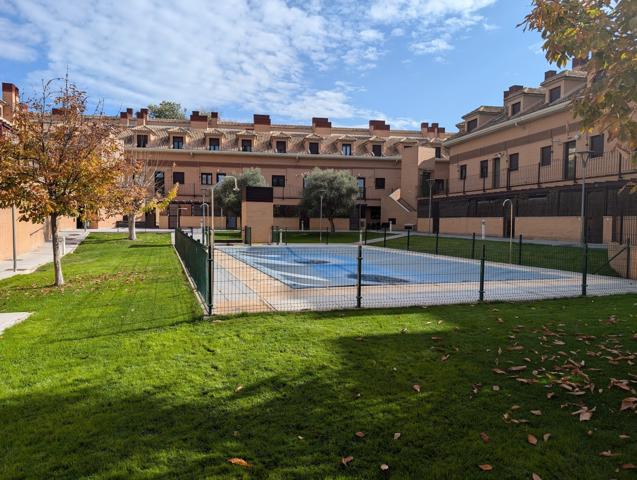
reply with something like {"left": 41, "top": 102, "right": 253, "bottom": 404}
{"left": 421, "top": 62, "right": 636, "bottom": 243}
{"left": 118, "top": 109, "right": 448, "bottom": 231}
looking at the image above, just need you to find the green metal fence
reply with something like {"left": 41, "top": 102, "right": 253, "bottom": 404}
{"left": 174, "top": 228, "right": 211, "bottom": 314}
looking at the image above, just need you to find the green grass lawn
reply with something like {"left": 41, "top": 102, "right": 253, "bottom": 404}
{"left": 214, "top": 230, "right": 242, "bottom": 241}
{"left": 385, "top": 234, "right": 619, "bottom": 276}
{"left": 282, "top": 230, "right": 383, "bottom": 244}
{"left": 1, "top": 233, "right": 636, "bottom": 479}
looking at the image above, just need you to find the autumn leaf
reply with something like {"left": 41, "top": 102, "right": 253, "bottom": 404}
{"left": 508, "top": 366, "right": 527, "bottom": 372}
{"left": 341, "top": 455, "right": 354, "bottom": 466}
{"left": 478, "top": 464, "right": 493, "bottom": 471}
{"left": 622, "top": 464, "right": 636, "bottom": 470}
{"left": 394, "top": 432, "right": 401, "bottom": 440}
{"left": 480, "top": 432, "right": 490, "bottom": 444}
{"left": 531, "top": 410, "right": 542, "bottom": 416}
{"left": 527, "top": 434, "right": 538, "bottom": 446}
{"left": 412, "top": 384, "right": 421, "bottom": 393}
{"left": 235, "top": 385, "right": 244, "bottom": 393}
{"left": 532, "top": 474, "right": 542, "bottom": 480}
{"left": 543, "top": 433, "right": 551, "bottom": 442}
{"left": 620, "top": 397, "right": 637, "bottom": 411}
{"left": 355, "top": 431, "right": 365, "bottom": 438}
{"left": 492, "top": 368, "right": 506, "bottom": 375}
{"left": 599, "top": 450, "right": 618, "bottom": 457}
{"left": 380, "top": 463, "right": 389, "bottom": 471}
{"left": 227, "top": 457, "right": 251, "bottom": 467}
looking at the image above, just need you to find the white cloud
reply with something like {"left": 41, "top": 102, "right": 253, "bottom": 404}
{"left": 0, "top": 17, "right": 39, "bottom": 61}
{"left": 359, "top": 28, "right": 384, "bottom": 42}
{"left": 411, "top": 38, "right": 453, "bottom": 55}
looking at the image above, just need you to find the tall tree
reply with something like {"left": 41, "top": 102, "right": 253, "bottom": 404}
{"left": 522, "top": 0, "right": 637, "bottom": 157}
{"left": 214, "top": 168, "right": 266, "bottom": 217}
{"left": 301, "top": 168, "right": 359, "bottom": 232}
{"left": 0, "top": 78, "right": 125, "bottom": 286}
{"left": 110, "top": 151, "right": 178, "bottom": 241}
{"left": 147, "top": 101, "right": 185, "bottom": 119}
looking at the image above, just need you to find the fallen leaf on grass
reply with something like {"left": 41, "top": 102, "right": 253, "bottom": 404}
{"left": 394, "top": 432, "right": 401, "bottom": 440}
{"left": 531, "top": 410, "right": 542, "bottom": 416}
{"left": 622, "top": 464, "right": 636, "bottom": 470}
{"left": 508, "top": 365, "right": 527, "bottom": 372}
{"left": 478, "top": 464, "right": 493, "bottom": 471}
{"left": 528, "top": 434, "right": 538, "bottom": 446}
{"left": 412, "top": 384, "right": 421, "bottom": 393}
{"left": 227, "top": 458, "right": 250, "bottom": 467}
{"left": 441, "top": 354, "right": 450, "bottom": 362}
{"left": 532, "top": 474, "right": 542, "bottom": 480}
{"left": 341, "top": 456, "right": 353, "bottom": 466}
{"left": 619, "top": 434, "right": 630, "bottom": 439}
{"left": 599, "top": 450, "right": 618, "bottom": 457}
{"left": 480, "top": 432, "right": 490, "bottom": 443}
{"left": 380, "top": 463, "right": 389, "bottom": 471}
{"left": 620, "top": 397, "right": 637, "bottom": 411}
{"left": 355, "top": 431, "right": 365, "bottom": 438}
{"left": 543, "top": 433, "right": 551, "bottom": 442}
{"left": 431, "top": 336, "right": 443, "bottom": 341}
{"left": 492, "top": 368, "right": 506, "bottom": 375}
{"left": 235, "top": 385, "right": 244, "bottom": 393}
{"left": 492, "top": 385, "right": 500, "bottom": 391}
{"left": 546, "top": 392, "right": 556, "bottom": 399}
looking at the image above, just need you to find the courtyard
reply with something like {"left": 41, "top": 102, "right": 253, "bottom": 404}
{"left": 0, "top": 233, "right": 635, "bottom": 478}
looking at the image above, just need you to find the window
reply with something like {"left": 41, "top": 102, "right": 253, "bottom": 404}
{"left": 479, "top": 160, "right": 489, "bottom": 178}
{"left": 342, "top": 143, "right": 352, "bottom": 156}
{"left": 510, "top": 102, "right": 521, "bottom": 116}
{"left": 272, "top": 175, "right": 285, "bottom": 187}
{"left": 434, "top": 146, "right": 442, "bottom": 158}
{"left": 549, "top": 86, "right": 561, "bottom": 102}
{"left": 136, "top": 134, "right": 148, "bottom": 148}
{"left": 590, "top": 134, "right": 604, "bottom": 157}
{"left": 241, "top": 139, "right": 252, "bottom": 152}
{"left": 459, "top": 164, "right": 467, "bottom": 180}
{"left": 216, "top": 173, "right": 226, "bottom": 183}
{"left": 308, "top": 142, "right": 319, "bottom": 154}
{"left": 275, "top": 140, "right": 287, "bottom": 153}
{"left": 154, "top": 171, "right": 165, "bottom": 194}
{"left": 467, "top": 118, "right": 478, "bottom": 133}
{"left": 172, "top": 136, "right": 184, "bottom": 149}
{"left": 201, "top": 173, "right": 213, "bottom": 185}
{"left": 540, "top": 146, "right": 552, "bottom": 166}
{"left": 508, "top": 153, "right": 519, "bottom": 171}
{"left": 172, "top": 172, "right": 184, "bottom": 184}
{"left": 375, "top": 177, "right": 385, "bottom": 189}
{"left": 357, "top": 177, "right": 365, "bottom": 199}
{"left": 208, "top": 137, "right": 220, "bottom": 151}
{"left": 372, "top": 144, "right": 383, "bottom": 157}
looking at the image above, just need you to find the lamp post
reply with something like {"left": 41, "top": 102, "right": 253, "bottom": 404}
{"left": 577, "top": 150, "right": 594, "bottom": 245}
{"left": 204, "top": 175, "right": 239, "bottom": 250}
{"left": 503, "top": 198, "right": 513, "bottom": 263}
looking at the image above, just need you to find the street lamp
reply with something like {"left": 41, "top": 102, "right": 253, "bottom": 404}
{"left": 503, "top": 198, "right": 513, "bottom": 263}
{"left": 203, "top": 175, "right": 239, "bottom": 249}
{"left": 576, "top": 150, "right": 594, "bottom": 245}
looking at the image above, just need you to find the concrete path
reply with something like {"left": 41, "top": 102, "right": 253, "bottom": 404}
{"left": 0, "top": 230, "right": 88, "bottom": 281}
{"left": 0, "top": 312, "right": 31, "bottom": 334}
{"left": 365, "top": 232, "right": 406, "bottom": 244}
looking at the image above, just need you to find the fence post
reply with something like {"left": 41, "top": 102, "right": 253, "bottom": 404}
{"left": 435, "top": 231, "right": 439, "bottom": 254}
{"left": 406, "top": 228, "right": 411, "bottom": 251}
{"left": 626, "top": 239, "right": 632, "bottom": 279}
{"left": 190, "top": 226, "right": 194, "bottom": 237}
{"left": 207, "top": 244, "right": 213, "bottom": 315}
{"left": 518, "top": 234, "right": 523, "bottom": 265}
{"left": 471, "top": 232, "right": 476, "bottom": 259}
{"left": 581, "top": 242, "right": 588, "bottom": 296}
{"left": 479, "top": 245, "right": 486, "bottom": 302}
{"left": 364, "top": 228, "right": 368, "bottom": 245}
{"left": 326, "top": 228, "right": 329, "bottom": 245}
{"left": 356, "top": 244, "right": 362, "bottom": 308}
{"left": 383, "top": 227, "right": 387, "bottom": 247}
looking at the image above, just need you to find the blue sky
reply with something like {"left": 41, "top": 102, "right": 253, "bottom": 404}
{"left": 0, "top": 0, "right": 553, "bottom": 131}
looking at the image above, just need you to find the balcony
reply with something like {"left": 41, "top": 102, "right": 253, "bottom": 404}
{"left": 445, "top": 150, "right": 634, "bottom": 195}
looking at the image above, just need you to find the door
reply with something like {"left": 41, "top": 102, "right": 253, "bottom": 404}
{"left": 503, "top": 203, "right": 515, "bottom": 238}
{"left": 226, "top": 216, "right": 237, "bottom": 229}
{"left": 585, "top": 189, "right": 605, "bottom": 243}
{"left": 492, "top": 157, "right": 500, "bottom": 188}
{"left": 563, "top": 140, "right": 576, "bottom": 180}
{"left": 144, "top": 210, "right": 156, "bottom": 228}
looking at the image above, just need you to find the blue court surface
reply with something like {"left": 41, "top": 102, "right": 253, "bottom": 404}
{"left": 219, "top": 245, "right": 569, "bottom": 289}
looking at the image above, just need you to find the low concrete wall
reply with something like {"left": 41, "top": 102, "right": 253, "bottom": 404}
{"left": 608, "top": 242, "right": 637, "bottom": 279}
{"left": 0, "top": 209, "right": 46, "bottom": 260}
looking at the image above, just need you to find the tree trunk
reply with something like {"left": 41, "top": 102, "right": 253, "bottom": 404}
{"left": 51, "top": 213, "right": 65, "bottom": 286}
{"left": 128, "top": 211, "right": 137, "bottom": 240}
{"left": 329, "top": 217, "right": 336, "bottom": 232}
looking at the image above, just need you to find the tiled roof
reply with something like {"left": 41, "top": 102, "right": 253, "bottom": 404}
{"left": 120, "top": 125, "right": 433, "bottom": 156}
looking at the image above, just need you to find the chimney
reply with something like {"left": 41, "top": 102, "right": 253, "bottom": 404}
{"left": 312, "top": 117, "right": 332, "bottom": 135}
{"left": 421, "top": 121, "right": 444, "bottom": 138}
{"left": 136, "top": 108, "right": 149, "bottom": 125}
{"left": 208, "top": 111, "right": 219, "bottom": 127}
{"left": 544, "top": 70, "right": 557, "bottom": 80}
{"left": 119, "top": 107, "right": 133, "bottom": 126}
{"left": 2, "top": 83, "right": 19, "bottom": 121}
{"left": 189, "top": 110, "right": 208, "bottom": 129}
{"left": 369, "top": 119, "right": 390, "bottom": 137}
{"left": 253, "top": 113, "right": 271, "bottom": 132}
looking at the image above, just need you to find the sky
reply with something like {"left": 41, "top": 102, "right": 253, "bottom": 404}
{"left": 0, "top": 0, "right": 554, "bottom": 131}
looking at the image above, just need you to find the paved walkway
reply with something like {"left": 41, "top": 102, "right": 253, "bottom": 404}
{"left": 0, "top": 230, "right": 88, "bottom": 281}
{"left": 0, "top": 312, "right": 31, "bottom": 335}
